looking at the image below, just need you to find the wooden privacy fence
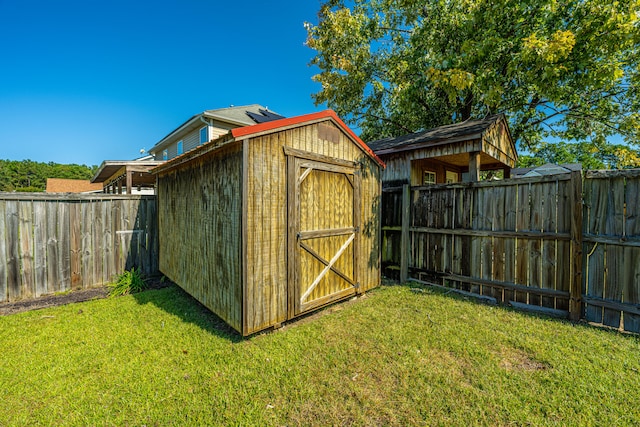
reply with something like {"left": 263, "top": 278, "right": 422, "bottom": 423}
{"left": 582, "top": 170, "right": 640, "bottom": 333}
{"left": 382, "top": 169, "right": 640, "bottom": 333}
{"left": 0, "top": 193, "right": 158, "bottom": 303}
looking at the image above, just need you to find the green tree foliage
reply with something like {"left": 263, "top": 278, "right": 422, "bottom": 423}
{"left": 0, "top": 159, "right": 98, "bottom": 192}
{"left": 306, "top": 0, "right": 640, "bottom": 168}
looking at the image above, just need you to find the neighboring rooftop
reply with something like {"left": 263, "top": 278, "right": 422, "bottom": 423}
{"left": 207, "top": 104, "right": 285, "bottom": 126}
{"left": 46, "top": 178, "right": 103, "bottom": 193}
{"left": 149, "top": 104, "right": 285, "bottom": 155}
{"left": 367, "top": 114, "right": 511, "bottom": 154}
{"left": 512, "top": 163, "right": 582, "bottom": 178}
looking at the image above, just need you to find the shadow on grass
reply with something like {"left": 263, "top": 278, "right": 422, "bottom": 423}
{"left": 389, "top": 279, "right": 640, "bottom": 340}
{"left": 132, "top": 282, "right": 244, "bottom": 343}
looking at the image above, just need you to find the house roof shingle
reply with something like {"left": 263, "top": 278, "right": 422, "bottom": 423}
{"left": 46, "top": 178, "right": 103, "bottom": 193}
{"left": 367, "top": 114, "right": 508, "bottom": 153}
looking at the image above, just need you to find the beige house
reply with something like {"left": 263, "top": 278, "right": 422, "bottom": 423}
{"left": 148, "top": 104, "right": 284, "bottom": 161}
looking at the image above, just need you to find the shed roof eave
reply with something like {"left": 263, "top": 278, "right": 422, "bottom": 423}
{"left": 150, "top": 133, "right": 237, "bottom": 175}
{"left": 152, "top": 110, "right": 386, "bottom": 175}
{"left": 374, "top": 134, "right": 484, "bottom": 157}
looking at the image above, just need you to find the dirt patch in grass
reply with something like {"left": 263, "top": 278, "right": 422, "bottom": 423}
{"left": 0, "top": 277, "right": 170, "bottom": 316}
{"left": 499, "top": 347, "right": 549, "bottom": 372}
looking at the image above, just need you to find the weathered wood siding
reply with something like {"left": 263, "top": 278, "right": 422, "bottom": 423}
{"left": 0, "top": 193, "right": 158, "bottom": 302}
{"left": 481, "top": 119, "right": 517, "bottom": 167}
{"left": 157, "top": 143, "right": 243, "bottom": 332}
{"left": 244, "top": 121, "right": 381, "bottom": 334}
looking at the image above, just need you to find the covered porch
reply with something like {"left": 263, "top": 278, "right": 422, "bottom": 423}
{"left": 91, "top": 160, "right": 164, "bottom": 194}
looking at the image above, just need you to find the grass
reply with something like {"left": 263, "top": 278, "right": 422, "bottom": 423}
{"left": 0, "top": 283, "right": 639, "bottom": 426}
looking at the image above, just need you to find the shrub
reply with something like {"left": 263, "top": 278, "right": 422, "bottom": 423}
{"left": 108, "top": 267, "right": 148, "bottom": 297}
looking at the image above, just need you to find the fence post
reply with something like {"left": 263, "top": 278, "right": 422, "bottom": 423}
{"left": 400, "top": 184, "right": 410, "bottom": 283}
{"left": 569, "top": 170, "right": 583, "bottom": 321}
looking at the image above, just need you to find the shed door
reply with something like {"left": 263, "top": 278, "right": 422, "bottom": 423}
{"left": 288, "top": 156, "right": 360, "bottom": 316}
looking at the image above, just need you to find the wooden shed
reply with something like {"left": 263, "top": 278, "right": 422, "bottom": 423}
{"left": 368, "top": 114, "right": 516, "bottom": 186}
{"left": 152, "top": 110, "right": 383, "bottom": 335}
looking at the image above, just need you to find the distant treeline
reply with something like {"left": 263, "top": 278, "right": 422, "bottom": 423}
{"left": 0, "top": 159, "right": 98, "bottom": 192}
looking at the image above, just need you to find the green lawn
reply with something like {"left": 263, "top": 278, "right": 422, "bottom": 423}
{"left": 1, "top": 283, "right": 638, "bottom": 426}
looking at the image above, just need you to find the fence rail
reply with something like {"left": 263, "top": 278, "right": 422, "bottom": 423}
{"left": 382, "top": 169, "right": 640, "bottom": 333}
{"left": 0, "top": 193, "right": 158, "bottom": 302}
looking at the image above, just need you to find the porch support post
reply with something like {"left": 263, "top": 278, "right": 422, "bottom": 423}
{"left": 400, "top": 183, "right": 410, "bottom": 283}
{"left": 126, "top": 168, "right": 133, "bottom": 195}
{"left": 468, "top": 151, "right": 481, "bottom": 182}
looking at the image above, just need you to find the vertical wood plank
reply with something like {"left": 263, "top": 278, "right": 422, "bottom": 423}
{"left": 92, "top": 201, "right": 104, "bottom": 284}
{"left": 102, "top": 200, "right": 113, "bottom": 282}
{"left": 0, "top": 200, "right": 7, "bottom": 302}
{"left": 46, "top": 200, "right": 60, "bottom": 293}
{"left": 503, "top": 184, "right": 517, "bottom": 301}
{"left": 569, "top": 171, "right": 583, "bottom": 321}
{"left": 602, "top": 177, "right": 625, "bottom": 327}
{"left": 623, "top": 247, "right": 640, "bottom": 333}
{"left": 624, "top": 177, "right": 640, "bottom": 332}
{"left": 541, "top": 181, "right": 558, "bottom": 308}
{"left": 400, "top": 184, "right": 410, "bottom": 282}
{"left": 33, "top": 201, "right": 47, "bottom": 296}
{"left": 81, "top": 201, "right": 93, "bottom": 289}
{"left": 242, "top": 139, "right": 249, "bottom": 335}
{"left": 6, "top": 200, "right": 20, "bottom": 300}
{"left": 58, "top": 202, "right": 71, "bottom": 291}
{"left": 19, "top": 200, "right": 35, "bottom": 299}
{"left": 515, "top": 182, "right": 530, "bottom": 303}
{"left": 528, "top": 182, "right": 543, "bottom": 306}
{"left": 69, "top": 201, "right": 82, "bottom": 289}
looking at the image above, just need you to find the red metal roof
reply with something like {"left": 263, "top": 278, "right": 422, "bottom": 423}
{"left": 231, "top": 110, "right": 385, "bottom": 167}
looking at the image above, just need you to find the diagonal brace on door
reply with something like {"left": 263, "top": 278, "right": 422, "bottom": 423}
{"left": 300, "top": 241, "right": 355, "bottom": 287}
{"left": 298, "top": 167, "right": 314, "bottom": 184}
{"left": 300, "top": 233, "right": 355, "bottom": 303}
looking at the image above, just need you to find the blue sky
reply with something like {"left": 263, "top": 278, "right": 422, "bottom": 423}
{"left": 0, "top": 0, "right": 325, "bottom": 166}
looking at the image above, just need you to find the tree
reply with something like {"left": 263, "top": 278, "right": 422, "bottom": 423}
{"left": 306, "top": 0, "right": 640, "bottom": 167}
{"left": 0, "top": 160, "right": 97, "bottom": 192}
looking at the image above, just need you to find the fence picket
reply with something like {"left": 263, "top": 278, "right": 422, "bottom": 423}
{"left": 0, "top": 200, "right": 7, "bottom": 302}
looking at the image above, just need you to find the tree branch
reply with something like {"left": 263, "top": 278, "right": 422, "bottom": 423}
{"left": 359, "top": 111, "right": 415, "bottom": 134}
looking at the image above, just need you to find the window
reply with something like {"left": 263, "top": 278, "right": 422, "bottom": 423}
{"left": 446, "top": 170, "right": 459, "bottom": 184}
{"left": 177, "top": 140, "right": 183, "bottom": 155}
{"left": 200, "top": 126, "right": 208, "bottom": 145}
{"left": 423, "top": 170, "right": 436, "bottom": 185}
{"left": 162, "top": 150, "right": 168, "bottom": 160}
